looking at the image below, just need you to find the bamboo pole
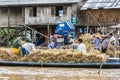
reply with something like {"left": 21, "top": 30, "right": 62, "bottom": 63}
{"left": 87, "top": 25, "right": 89, "bottom": 33}
{"left": 98, "top": 63, "right": 103, "bottom": 74}
{"left": 113, "top": 33, "right": 117, "bottom": 57}
{"left": 0, "top": 27, "right": 1, "bottom": 41}
{"left": 47, "top": 25, "right": 50, "bottom": 44}
{"left": 23, "top": 24, "right": 49, "bottom": 38}
{"left": 25, "top": 26, "right": 27, "bottom": 42}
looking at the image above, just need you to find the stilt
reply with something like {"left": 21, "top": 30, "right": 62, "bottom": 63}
{"left": 47, "top": 25, "right": 50, "bottom": 44}
{"left": 87, "top": 25, "right": 89, "bottom": 33}
{"left": 25, "top": 26, "right": 27, "bottom": 42}
{"left": 0, "top": 27, "right": 1, "bottom": 43}
{"left": 102, "top": 26, "right": 105, "bottom": 34}
{"left": 49, "top": 25, "right": 52, "bottom": 42}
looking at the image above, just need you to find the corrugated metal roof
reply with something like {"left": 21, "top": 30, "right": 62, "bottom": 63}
{"left": 81, "top": 0, "right": 120, "bottom": 10}
{"left": 0, "top": 0, "right": 80, "bottom": 6}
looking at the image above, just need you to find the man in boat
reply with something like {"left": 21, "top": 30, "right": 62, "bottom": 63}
{"left": 76, "top": 38, "right": 87, "bottom": 54}
{"left": 101, "top": 35, "right": 108, "bottom": 53}
{"left": 110, "top": 33, "right": 115, "bottom": 46}
{"left": 22, "top": 42, "right": 36, "bottom": 55}
{"left": 68, "top": 35, "right": 74, "bottom": 44}
{"left": 92, "top": 35, "right": 101, "bottom": 50}
{"left": 48, "top": 37, "right": 62, "bottom": 49}
{"left": 12, "top": 36, "right": 22, "bottom": 54}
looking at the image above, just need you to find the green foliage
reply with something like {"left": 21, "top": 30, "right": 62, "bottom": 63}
{"left": 1, "top": 28, "right": 15, "bottom": 46}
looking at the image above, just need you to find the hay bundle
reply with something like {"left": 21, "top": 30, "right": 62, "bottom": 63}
{"left": 106, "top": 43, "right": 115, "bottom": 57}
{"left": 79, "top": 34, "right": 94, "bottom": 52}
{"left": 19, "top": 49, "right": 108, "bottom": 63}
{"left": 116, "top": 51, "right": 120, "bottom": 57}
{"left": 89, "top": 49, "right": 100, "bottom": 55}
{"left": 0, "top": 46, "right": 108, "bottom": 63}
{"left": 0, "top": 50, "right": 16, "bottom": 61}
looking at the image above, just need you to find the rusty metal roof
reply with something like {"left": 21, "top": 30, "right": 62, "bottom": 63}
{"left": 81, "top": 0, "right": 120, "bottom": 10}
{"left": 0, "top": 0, "right": 80, "bottom": 6}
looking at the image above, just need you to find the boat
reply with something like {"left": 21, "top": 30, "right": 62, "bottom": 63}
{"left": 0, "top": 57, "right": 119, "bottom": 68}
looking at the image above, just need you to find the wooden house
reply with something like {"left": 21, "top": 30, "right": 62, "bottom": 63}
{"left": 77, "top": 0, "right": 120, "bottom": 35}
{"left": 0, "top": 0, "right": 81, "bottom": 46}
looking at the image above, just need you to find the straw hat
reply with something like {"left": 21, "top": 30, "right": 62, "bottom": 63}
{"left": 96, "top": 35, "right": 100, "bottom": 38}
{"left": 68, "top": 35, "right": 72, "bottom": 38}
{"left": 101, "top": 35, "right": 106, "bottom": 38}
{"left": 95, "top": 35, "right": 102, "bottom": 39}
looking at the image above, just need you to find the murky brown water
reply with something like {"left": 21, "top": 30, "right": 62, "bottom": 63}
{"left": 0, "top": 67, "right": 119, "bottom": 80}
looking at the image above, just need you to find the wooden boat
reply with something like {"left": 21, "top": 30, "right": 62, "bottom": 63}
{"left": 0, "top": 57, "right": 119, "bottom": 68}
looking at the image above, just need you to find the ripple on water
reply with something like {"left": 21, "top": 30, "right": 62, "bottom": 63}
{"left": 0, "top": 67, "right": 119, "bottom": 80}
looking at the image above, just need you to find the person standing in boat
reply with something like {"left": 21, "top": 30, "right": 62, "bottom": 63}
{"left": 76, "top": 38, "right": 87, "bottom": 54}
{"left": 110, "top": 33, "right": 115, "bottom": 46}
{"left": 12, "top": 36, "right": 22, "bottom": 54}
{"left": 48, "top": 38, "right": 62, "bottom": 49}
{"left": 101, "top": 35, "right": 108, "bottom": 53}
{"left": 92, "top": 35, "right": 101, "bottom": 50}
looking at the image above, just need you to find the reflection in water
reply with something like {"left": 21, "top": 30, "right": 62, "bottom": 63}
{"left": 0, "top": 67, "right": 119, "bottom": 80}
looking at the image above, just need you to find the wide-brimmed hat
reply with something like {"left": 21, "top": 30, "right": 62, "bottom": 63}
{"left": 101, "top": 35, "right": 107, "bottom": 38}
{"left": 52, "top": 38, "right": 57, "bottom": 42}
{"left": 68, "top": 35, "right": 72, "bottom": 38}
{"left": 96, "top": 35, "right": 100, "bottom": 38}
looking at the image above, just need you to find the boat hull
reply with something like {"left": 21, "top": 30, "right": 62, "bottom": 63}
{"left": 0, "top": 60, "right": 119, "bottom": 68}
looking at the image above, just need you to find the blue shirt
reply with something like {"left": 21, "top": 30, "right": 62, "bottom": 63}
{"left": 48, "top": 42, "right": 62, "bottom": 49}
{"left": 48, "top": 42, "right": 55, "bottom": 49}
{"left": 92, "top": 37, "right": 101, "bottom": 49}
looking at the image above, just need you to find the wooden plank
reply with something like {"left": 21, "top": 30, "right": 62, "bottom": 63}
{"left": 0, "top": 27, "right": 1, "bottom": 42}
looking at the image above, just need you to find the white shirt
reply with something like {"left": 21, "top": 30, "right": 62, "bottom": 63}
{"left": 77, "top": 43, "right": 87, "bottom": 54}
{"left": 110, "top": 36, "right": 115, "bottom": 42}
{"left": 22, "top": 43, "right": 36, "bottom": 52}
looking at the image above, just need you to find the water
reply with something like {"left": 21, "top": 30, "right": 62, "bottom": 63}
{"left": 0, "top": 67, "right": 119, "bottom": 80}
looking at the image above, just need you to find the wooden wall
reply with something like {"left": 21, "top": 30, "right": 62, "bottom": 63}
{"left": 0, "top": 7, "right": 8, "bottom": 27}
{"left": 0, "top": 4, "right": 78, "bottom": 27}
{"left": 25, "top": 5, "right": 76, "bottom": 25}
{"left": 77, "top": 9, "right": 120, "bottom": 26}
{"left": 0, "top": 7, "right": 24, "bottom": 27}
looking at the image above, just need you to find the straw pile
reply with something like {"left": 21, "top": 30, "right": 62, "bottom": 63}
{"left": 106, "top": 43, "right": 115, "bottom": 57}
{"left": 0, "top": 47, "right": 108, "bottom": 63}
{"left": 0, "top": 49, "right": 17, "bottom": 61}
{"left": 80, "top": 33, "right": 118, "bottom": 57}
{"left": 79, "top": 33, "right": 102, "bottom": 52}
{"left": 19, "top": 49, "right": 108, "bottom": 63}
{"left": 0, "top": 33, "right": 109, "bottom": 63}
{"left": 116, "top": 51, "right": 120, "bottom": 57}
{"left": 79, "top": 34, "right": 94, "bottom": 52}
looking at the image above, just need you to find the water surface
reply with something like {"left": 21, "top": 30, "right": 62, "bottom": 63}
{"left": 0, "top": 67, "right": 119, "bottom": 80}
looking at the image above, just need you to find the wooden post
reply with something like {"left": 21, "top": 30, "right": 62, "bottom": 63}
{"left": 87, "top": 11, "right": 89, "bottom": 33}
{"left": 87, "top": 25, "right": 89, "bottom": 33}
{"left": 30, "top": 30, "right": 32, "bottom": 40}
{"left": 49, "top": 26, "right": 52, "bottom": 42}
{"left": 7, "top": 7, "right": 10, "bottom": 32}
{"left": 25, "top": 26, "right": 27, "bottom": 42}
{"left": 47, "top": 25, "right": 50, "bottom": 45}
{"left": 0, "top": 27, "right": 1, "bottom": 42}
{"left": 113, "top": 32, "right": 117, "bottom": 57}
{"left": 102, "top": 25, "right": 105, "bottom": 34}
